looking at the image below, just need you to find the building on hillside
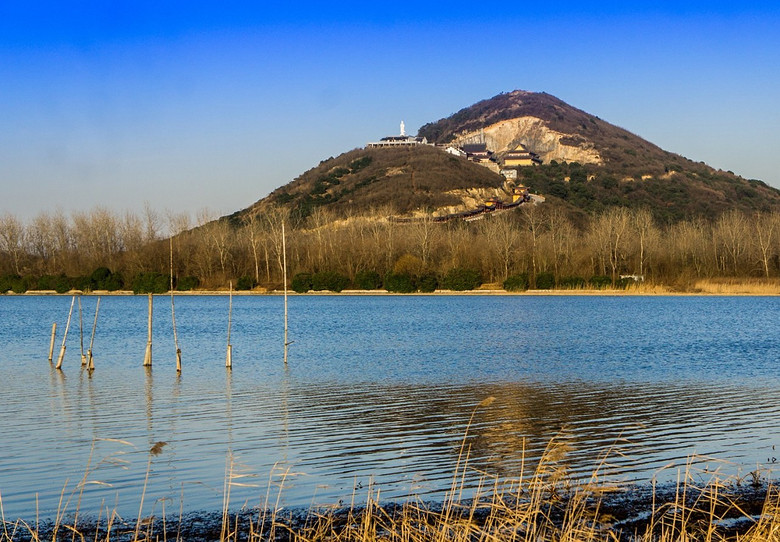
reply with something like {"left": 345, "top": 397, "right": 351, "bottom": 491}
{"left": 461, "top": 143, "right": 493, "bottom": 162}
{"left": 443, "top": 145, "right": 467, "bottom": 158}
{"left": 512, "top": 184, "right": 530, "bottom": 203}
{"left": 501, "top": 143, "right": 542, "bottom": 167}
{"left": 366, "top": 121, "right": 430, "bottom": 148}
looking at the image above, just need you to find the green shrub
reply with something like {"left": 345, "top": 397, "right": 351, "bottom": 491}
{"left": 131, "top": 272, "right": 170, "bottom": 294}
{"left": 416, "top": 273, "right": 438, "bottom": 293}
{"left": 176, "top": 276, "right": 200, "bottom": 291}
{"left": 311, "top": 271, "right": 350, "bottom": 292}
{"left": 349, "top": 155, "right": 372, "bottom": 173}
{"left": 90, "top": 267, "right": 111, "bottom": 285}
{"left": 236, "top": 276, "right": 255, "bottom": 291}
{"left": 503, "top": 273, "right": 529, "bottom": 291}
{"left": 441, "top": 268, "right": 481, "bottom": 291}
{"left": 11, "top": 277, "right": 30, "bottom": 293}
{"left": 71, "top": 275, "right": 92, "bottom": 292}
{"left": 35, "top": 275, "right": 57, "bottom": 290}
{"left": 291, "top": 273, "right": 313, "bottom": 293}
{"left": 54, "top": 275, "right": 71, "bottom": 294}
{"left": 535, "top": 272, "right": 556, "bottom": 290}
{"left": 1, "top": 274, "right": 28, "bottom": 293}
{"left": 558, "top": 276, "right": 586, "bottom": 289}
{"left": 354, "top": 270, "right": 382, "bottom": 290}
{"left": 384, "top": 272, "right": 415, "bottom": 293}
{"left": 90, "top": 267, "right": 123, "bottom": 291}
{"left": 589, "top": 275, "right": 612, "bottom": 289}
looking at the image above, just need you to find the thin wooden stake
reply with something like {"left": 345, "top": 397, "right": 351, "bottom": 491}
{"left": 56, "top": 296, "right": 75, "bottom": 370}
{"left": 87, "top": 296, "right": 100, "bottom": 371}
{"left": 48, "top": 322, "right": 57, "bottom": 362}
{"left": 143, "top": 293, "right": 153, "bottom": 367}
{"left": 226, "top": 281, "right": 233, "bottom": 368}
{"left": 282, "top": 220, "right": 289, "bottom": 365}
{"left": 78, "top": 296, "right": 86, "bottom": 366}
{"left": 170, "top": 236, "right": 181, "bottom": 373}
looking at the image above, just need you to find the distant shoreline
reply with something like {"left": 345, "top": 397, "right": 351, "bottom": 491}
{"left": 6, "top": 288, "right": 780, "bottom": 297}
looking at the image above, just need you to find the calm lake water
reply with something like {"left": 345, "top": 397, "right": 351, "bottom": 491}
{"left": 1, "top": 294, "right": 779, "bottom": 520}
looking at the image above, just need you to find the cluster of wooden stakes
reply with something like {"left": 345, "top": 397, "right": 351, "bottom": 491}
{"left": 48, "top": 294, "right": 100, "bottom": 372}
{"left": 47, "top": 222, "right": 293, "bottom": 372}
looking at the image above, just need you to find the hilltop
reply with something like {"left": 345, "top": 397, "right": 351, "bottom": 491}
{"left": 238, "top": 90, "right": 780, "bottom": 224}
{"left": 417, "top": 90, "right": 780, "bottom": 221}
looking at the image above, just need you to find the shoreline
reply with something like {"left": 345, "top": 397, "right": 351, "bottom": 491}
{"left": 6, "top": 288, "right": 780, "bottom": 297}
{"left": 5, "top": 479, "right": 773, "bottom": 542}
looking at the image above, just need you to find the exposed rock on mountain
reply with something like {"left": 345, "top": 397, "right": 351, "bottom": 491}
{"left": 237, "top": 90, "right": 780, "bottom": 224}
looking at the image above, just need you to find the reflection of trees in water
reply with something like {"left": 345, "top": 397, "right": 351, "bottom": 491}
{"left": 278, "top": 379, "right": 780, "bottom": 489}
{"left": 458, "top": 381, "right": 780, "bottom": 484}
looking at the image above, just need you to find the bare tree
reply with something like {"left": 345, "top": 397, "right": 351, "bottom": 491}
{"left": 480, "top": 214, "right": 520, "bottom": 281}
{"left": 264, "top": 205, "right": 291, "bottom": 281}
{"left": 631, "top": 208, "right": 659, "bottom": 278}
{"left": 0, "top": 212, "right": 26, "bottom": 274}
{"left": 410, "top": 213, "right": 439, "bottom": 270}
{"left": 713, "top": 210, "right": 749, "bottom": 275}
{"left": 27, "top": 211, "right": 56, "bottom": 274}
{"left": 751, "top": 212, "right": 780, "bottom": 277}
{"left": 520, "top": 204, "right": 546, "bottom": 285}
{"left": 588, "top": 208, "right": 630, "bottom": 284}
{"left": 242, "top": 212, "right": 265, "bottom": 283}
{"left": 546, "top": 208, "right": 576, "bottom": 280}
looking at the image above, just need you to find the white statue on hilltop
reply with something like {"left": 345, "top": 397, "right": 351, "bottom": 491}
{"left": 400, "top": 121, "right": 406, "bottom": 137}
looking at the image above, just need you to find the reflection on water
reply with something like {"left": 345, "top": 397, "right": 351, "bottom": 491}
{"left": 0, "top": 295, "right": 778, "bottom": 520}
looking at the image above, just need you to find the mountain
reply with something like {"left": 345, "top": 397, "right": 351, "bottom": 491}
{"left": 239, "top": 90, "right": 780, "bottom": 223}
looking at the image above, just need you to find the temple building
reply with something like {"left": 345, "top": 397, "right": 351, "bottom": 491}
{"left": 366, "top": 121, "right": 430, "bottom": 148}
{"left": 501, "top": 143, "right": 542, "bottom": 167}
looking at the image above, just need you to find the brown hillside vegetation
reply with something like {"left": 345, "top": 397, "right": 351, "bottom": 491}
{"left": 235, "top": 146, "right": 507, "bottom": 222}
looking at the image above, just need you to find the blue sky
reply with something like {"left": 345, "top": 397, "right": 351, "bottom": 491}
{"left": 2, "top": 2, "right": 780, "bottom": 222}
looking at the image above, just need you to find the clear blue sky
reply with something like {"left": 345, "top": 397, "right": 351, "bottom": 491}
{"left": 2, "top": 1, "right": 780, "bottom": 222}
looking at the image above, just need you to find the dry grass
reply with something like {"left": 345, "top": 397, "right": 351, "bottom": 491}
{"left": 2, "top": 404, "right": 779, "bottom": 542}
{"left": 692, "top": 278, "right": 780, "bottom": 295}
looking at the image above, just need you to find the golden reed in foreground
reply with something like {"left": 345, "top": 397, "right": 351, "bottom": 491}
{"left": 1, "top": 412, "right": 779, "bottom": 541}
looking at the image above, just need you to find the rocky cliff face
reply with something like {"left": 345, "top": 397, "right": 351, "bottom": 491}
{"left": 451, "top": 117, "right": 602, "bottom": 165}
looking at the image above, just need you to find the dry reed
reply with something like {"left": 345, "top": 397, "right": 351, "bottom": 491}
{"left": 2, "top": 405, "right": 778, "bottom": 542}
{"left": 692, "top": 278, "right": 780, "bottom": 295}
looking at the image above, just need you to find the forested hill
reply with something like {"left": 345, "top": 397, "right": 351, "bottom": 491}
{"left": 234, "top": 89, "right": 780, "bottom": 224}
{"left": 417, "top": 90, "right": 780, "bottom": 221}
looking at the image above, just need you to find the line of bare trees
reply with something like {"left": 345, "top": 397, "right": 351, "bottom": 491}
{"left": 2, "top": 203, "right": 780, "bottom": 291}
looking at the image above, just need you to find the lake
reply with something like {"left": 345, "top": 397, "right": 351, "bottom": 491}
{"left": 0, "top": 294, "right": 778, "bottom": 521}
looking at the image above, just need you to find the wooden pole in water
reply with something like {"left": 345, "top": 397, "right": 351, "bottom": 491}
{"left": 143, "top": 293, "right": 153, "bottom": 366}
{"left": 87, "top": 296, "right": 100, "bottom": 371}
{"left": 56, "top": 296, "right": 75, "bottom": 370}
{"left": 282, "top": 220, "right": 290, "bottom": 365}
{"left": 78, "top": 296, "right": 86, "bottom": 366}
{"left": 48, "top": 322, "right": 57, "bottom": 362}
{"left": 170, "top": 237, "right": 181, "bottom": 373}
{"left": 226, "top": 281, "right": 233, "bottom": 368}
